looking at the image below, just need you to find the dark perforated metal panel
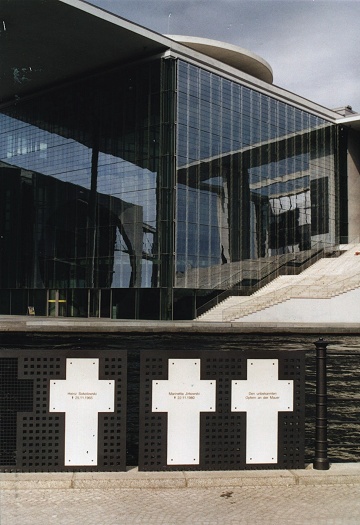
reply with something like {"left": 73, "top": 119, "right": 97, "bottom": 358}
{"left": 201, "top": 354, "right": 245, "bottom": 469}
{"left": 19, "top": 355, "right": 63, "bottom": 471}
{"left": 0, "top": 358, "right": 33, "bottom": 466}
{"left": 100, "top": 356, "right": 127, "bottom": 469}
{"left": 0, "top": 350, "right": 127, "bottom": 472}
{"left": 278, "top": 355, "right": 304, "bottom": 468}
{"left": 139, "top": 350, "right": 305, "bottom": 471}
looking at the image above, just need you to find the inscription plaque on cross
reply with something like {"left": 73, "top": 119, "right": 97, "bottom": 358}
{"left": 152, "top": 359, "right": 216, "bottom": 465}
{"left": 231, "top": 359, "right": 293, "bottom": 464}
{"left": 49, "top": 358, "right": 115, "bottom": 466}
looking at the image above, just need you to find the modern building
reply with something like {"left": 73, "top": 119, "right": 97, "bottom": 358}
{"left": 1, "top": 0, "right": 360, "bottom": 320}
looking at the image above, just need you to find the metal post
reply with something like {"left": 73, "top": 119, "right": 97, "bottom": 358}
{"left": 313, "top": 338, "right": 330, "bottom": 470}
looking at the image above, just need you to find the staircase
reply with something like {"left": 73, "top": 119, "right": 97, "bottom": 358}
{"left": 196, "top": 245, "right": 360, "bottom": 322}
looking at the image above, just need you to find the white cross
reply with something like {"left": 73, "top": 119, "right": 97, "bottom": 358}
{"left": 49, "top": 358, "right": 115, "bottom": 466}
{"left": 232, "top": 359, "right": 293, "bottom": 464}
{"left": 152, "top": 359, "right": 216, "bottom": 465}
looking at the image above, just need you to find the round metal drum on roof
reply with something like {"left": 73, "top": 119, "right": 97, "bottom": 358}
{"left": 166, "top": 35, "right": 273, "bottom": 84}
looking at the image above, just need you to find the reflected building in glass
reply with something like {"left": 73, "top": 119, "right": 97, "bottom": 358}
{"left": 0, "top": 0, "right": 357, "bottom": 320}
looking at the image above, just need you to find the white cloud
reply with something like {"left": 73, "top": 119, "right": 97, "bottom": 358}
{"left": 89, "top": 0, "right": 360, "bottom": 111}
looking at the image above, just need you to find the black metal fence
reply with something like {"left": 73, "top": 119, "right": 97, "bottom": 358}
{"left": 0, "top": 333, "right": 359, "bottom": 471}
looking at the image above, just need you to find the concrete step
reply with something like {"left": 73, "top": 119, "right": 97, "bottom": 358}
{"left": 196, "top": 245, "right": 360, "bottom": 323}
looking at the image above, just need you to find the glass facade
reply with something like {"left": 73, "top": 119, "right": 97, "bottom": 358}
{"left": 0, "top": 54, "right": 340, "bottom": 319}
{"left": 175, "top": 61, "right": 338, "bottom": 293}
{"left": 0, "top": 59, "right": 173, "bottom": 318}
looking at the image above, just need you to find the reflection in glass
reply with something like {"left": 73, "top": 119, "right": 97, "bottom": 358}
{"left": 175, "top": 61, "right": 338, "bottom": 290}
{"left": 0, "top": 55, "right": 339, "bottom": 319}
{"left": 0, "top": 61, "right": 161, "bottom": 292}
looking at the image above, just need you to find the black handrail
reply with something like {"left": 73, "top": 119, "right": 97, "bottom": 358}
{"left": 195, "top": 247, "right": 327, "bottom": 318}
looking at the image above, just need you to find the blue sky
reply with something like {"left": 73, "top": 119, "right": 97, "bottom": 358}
{"left": 87, "top": 0, "right": 360, "bottom": 113}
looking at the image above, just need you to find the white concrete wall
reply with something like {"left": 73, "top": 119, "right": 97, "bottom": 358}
{"left": 233, "top": 287, "right": 360, "bottom": 323}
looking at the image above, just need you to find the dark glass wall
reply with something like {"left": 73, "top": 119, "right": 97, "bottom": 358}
{"left": 0, "top": 60, "right": 165, "bottom": 291}
{"left": 175, "top": 61, "right": 339, "bottom": 291}
{"left": 0, "top": 54, "right": 340, "bottom": 319}
{"left": 0, "top": 58, "right": 178, "bottom": 318}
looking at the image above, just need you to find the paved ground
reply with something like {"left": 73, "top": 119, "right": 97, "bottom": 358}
{"left": 1, "top": 484, "right": 360, "bottom": 525}
{"left": 1, "top": 466, "right": 360, "bottom": 525}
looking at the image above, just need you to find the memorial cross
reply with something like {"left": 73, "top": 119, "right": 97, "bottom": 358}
{"left": 49, "top": 358, "right": 115, "bottom": 466}
{"left": 152, "top": 359, "right": 216, "bottom": 465}
{"left": 231, "top": 359, "right": 293, "bottom": 464}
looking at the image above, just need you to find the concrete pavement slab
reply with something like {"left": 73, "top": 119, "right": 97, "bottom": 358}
{"left": 183, "top": 469, "right": 295, "bottom": 487}
{"left": 292, "top": 463, "right": 360, "bottom": 485}
{"left": 1, "top": 464, "right": 360, "bottom": 491}
{"left": 72, "top": 470, "right": 187, "bottom": 489}
{"left": 0, "top": 472, "right": 73, "bottom": 490}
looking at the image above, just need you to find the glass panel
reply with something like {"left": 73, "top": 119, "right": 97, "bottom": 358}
{"left": 89, "top": 289, "right": 100, "bottom": 318}
{"left": 10, "top": 290, "right": 28, "bottom": 315}
{"left": 67, "top": 289, "right": 88, "bottom": 318}
{"left": 28, "top": 289, "right": 47, "bottom": 316}
{"left": 173, "top": 289, "right": 195, "bottom": 320}
{"left": 100, "top": 289, "right": 111, "bottom": 318}
{"left": 139, "top": 289, "right": 160, "bottom": 320}
{"left": 111, "top": 289, "right": 136, "bottom": 319}
{"left": 0, "top": 290, "right": 10, "bottom": 314}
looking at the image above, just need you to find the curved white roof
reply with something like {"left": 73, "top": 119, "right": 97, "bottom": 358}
{"left": 166, "top": 36, "right": 273, "bottom": 84}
